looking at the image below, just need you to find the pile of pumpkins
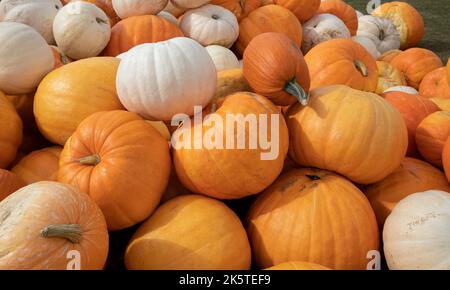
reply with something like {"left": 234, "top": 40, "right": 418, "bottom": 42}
{"left": 0, "top": 0, "right": 450, "bottom": 270}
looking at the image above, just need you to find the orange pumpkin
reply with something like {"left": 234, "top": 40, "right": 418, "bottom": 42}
{"left": 11, "top": 147, "right": 62, "bottom": 185}
{"left": 372, "top": 1, "right": 424, "bottom": 49}
{"left": 383, "top": 91, "right": 439, "bottom": 157}
{"left": 0, "top": 181, "right": 109, "bottom": 270}
{"left": 305, "top": 38, "right": 378, "bottom": 92}
{"left": 0, "top": 92, "right": 23, "bottom": 169}
{"left": 50, "top": 46, "right": 72, "bottom": 70}
{"left": 34, "top": 57, "right": 124, "bottom": 145}
{"left": 415, "top": 111, "right": 450, "bottom": 168}
{"left": 173, "top": 92, "right": 289, "bottom": 199}
{"left": 58, "top": 110, "right": 171, "bottom": 231}
{"left": 247, "top": 168, "right": 379, "bottom": 269}
{"left": 4, "top": 93, "right": 35, "bottom": 131}
{"left": 273, "top": 0, "right": 320, "bottom": 23}
{"left": 265, "top": 261, "right": 330, "bottom": 270}
{"left": 287, "top": 85, "right": 407, "bottom": 184}
{"left": 0, "top": 169, "right": 25, "bottom": 201}
{"left": 376, "top": 61, "right": 407, "bottom": 94}
{"left": 447, "top": 57, "right": 450, "bottom": 83}
{"left": 103, "top": 15, "right": 184, "bottom": 57}
{"left": 430, "top": 97, "right": 450, "bottom": 111}
{"left": 378, "top": 49, "right": 402, "bottom": 63}
{"left": 317, "top": 0, "right": 358, "bottom": 35}
{"left": 210, "top": 0, "right": 262, "bottom": 22}
{"left": 364, "top": 158, "right": 450, "bottom": 227}
{"left": 243, "top": 32, "right": 310, "bottom": 106}
{"left": 125, "top": 195, "right": 251, "bottom": 270}
{"left": 419, "top": 67, "right": 450, "bottom": 99}
{"left": 390, "top": 48, "right": 443, "bottom": 89}
{"left": 236, "top": 5, "right": 302, "bottom": 56}
{"left": 442, "top": 137, "right": 450, "bottom": 183}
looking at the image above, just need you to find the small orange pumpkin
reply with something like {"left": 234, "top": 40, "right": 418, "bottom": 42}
{"left": 0, "top": 92, "right": 22, "bottom": 169}
{"left": 378, "top": 49, "right": 403, "bottom": 63}
{"left": 243, "top": 32, "right": 310, "bottom": 106}
{"left": 305, "top": 38, "right": 378, "bottom": 92}
{"left": 317, "top": 0, "right": 358, "bottom": 35}
{"left": 390, "top": 48, "right": 443, "bottom": 89}
{"left": 419, "top": 67, "right": 450, "bottom": 99}
{"left": 210, "top": 0, "right": 262, "bottom": 22}
{"left": 415, "top": 111, "right": 450, "bottom": 168}
{"left": 0, "top": 169, "right": 25, "bottom": 201}
{"left": 273, "top": 0, "right": 320, "bottom": 23}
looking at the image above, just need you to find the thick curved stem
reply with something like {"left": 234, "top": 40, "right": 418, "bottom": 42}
{"left": 354, "top": 60, "right": 368, "bottom": 77}
{"left": 285, "top": 80, "right": 309, "bottom": 106}
{"left": 78, "top": 154, "right": 101, "bottom": 166}
{"left": 41, "top": 224, "right": 83, "bottom": 244}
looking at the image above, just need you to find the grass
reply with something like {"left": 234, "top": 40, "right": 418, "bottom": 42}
{"left": 347, "top": 0, "right": 450, "bottom": 62}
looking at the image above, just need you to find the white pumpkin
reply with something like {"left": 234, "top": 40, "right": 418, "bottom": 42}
{"left": 356, "top": 10, "right": 364, "bottom": 18}
{"left": 205, "top": 45, "right": 239, "bottom": 72}
{"left": 0, "top": 0, "right": 60, "bottom": 19}
{"left": 357, "top": 15, "right": 400, "bottom": 55}
{"left": 53, "top": 2, "right": 111, "bottom": 60}
{"left": 352, "top": 35, "right": 380, "bottom": 59}
{"left": 157, "top": 11, "right": 179, "bottom": 26}
{"left": 383, "top": 190, "right": 450, "bottom": 270}
{"left": 0, "top": 0, "right": 62, "bottom": 44}
{"left": 180, "top": 4, "right": 238, "bottom": 48}
{"left": 383, "top": 86, "right": 419, "bottom": 94}
{"left": 171, "top": 0, "right": 209, "bottom": 9}
{"left": 116, "top": 37, "right": 217, "bottom": 121}
{"left": 112, "top": 0, "right": 168, "bottom": 19}
{"left": 0, "top": 22, "right": 54, "bottom": 94}
{"left": 301, "top": 13, "right": 350, "bottom": 54}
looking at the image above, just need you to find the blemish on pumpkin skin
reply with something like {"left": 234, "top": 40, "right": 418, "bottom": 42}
{"left": 0, "top": 211, "right": 10, "bottom": 224}
{"left": 406, "top": 212, "right": 443, "bottom": 231}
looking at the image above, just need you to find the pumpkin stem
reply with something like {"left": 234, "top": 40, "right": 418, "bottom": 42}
{"left": 211, "top": 14, "right": 219, "bottom": 20}
{"left": 96, "top": 17, "right": 108, "bottom": 25}
{"left": 285, "top": 80, "right": 309, "bottom": 106}
{"left": 78, "top": 154, "right": 101, "bottom": 166}
{"left": 41, "top": 224, "right": 83, "bottom": 244}
{"left": 60, "top": 52, "right": 70, "bottom": 65}
{"left": 354, "top": 60, "right": 368, "bottom": 77}
{"left": 305, "top": 174, "right": 320, "bottom": 181}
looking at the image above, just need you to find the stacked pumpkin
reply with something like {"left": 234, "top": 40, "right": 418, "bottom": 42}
{"left": 0, "top": 0, "right": 450, "bottom": 270}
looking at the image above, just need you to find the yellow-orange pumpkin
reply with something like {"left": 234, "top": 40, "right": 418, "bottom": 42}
{"left": 0, "top": 91, "right": 23, "bottom": 169}
{"left": 317, "top": 0, "right": 358, "bottom": 35}
{"left": 0, "top": 169, "right": 25, "bottom": 202}
{"left": 430, "top": 97, "right": 450, "bottom": 111}
{"left": 419, "top": 67, "right": 450, "bottom": 99}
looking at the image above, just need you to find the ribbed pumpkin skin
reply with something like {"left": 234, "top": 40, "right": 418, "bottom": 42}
{"left": 274, "top": 0, "right": 320, "bottom": 23}
{"left": 390, "top": 48, "right": 443, "bottom": 89}
{"left": 103, "top": 15, "right": 183, "bottom": 57}
{"left": 125, "top": 195, "right": 251, "bottom": 270}
{"left": 415, "top": 111, "right": 450, "bottom": 168}
{"left": 0, "top": 181, "right": 109, "bottom": 270}
{"left": 376, "top": 61, "right": 407, "bottom": 94}
{"left": 305, "top": 39, "right": 378, "bottom": 92}
{"left": 364, "top": 158, "right": 450, "bottom": 228}
{"left": 317, "top": 0, "right": 358, "bottom": 35}
{"left": 58, "top": 110, "right": 171, "bottom": 231}
{"left": 0, "top": 169, "right": 25, "bottom": 201}
{"left": 0, "top": 92, "right": 23, "bottom": 169}
{"left": 419, "top": 67, "right": 450, "bottom": 99}
{"left": 210, "top": 0, "right": 261, "bottom": 22}
{"left": 383, "top": 91, "right": 439, "bottom": 157}
{"left": 287, "top": 85, "right": 408, "bottom": 184}
{"left": 12, "top": 147, "right": 62, "bottom": 184}
{"left": 265, "top": 261, "right": 329, "bottom": 270}
{"left": 247, "top": 168, "right": 379, "bottom": 270}
{"left": 34, "top": 57, "right": 124, "bottom": 145}
{"left": 236, "top": 5, "right": 302, "bottom": 56}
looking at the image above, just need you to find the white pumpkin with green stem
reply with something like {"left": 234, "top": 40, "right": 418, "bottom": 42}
{"left": 112, "top": 0, "right": 168, "bottom": 19}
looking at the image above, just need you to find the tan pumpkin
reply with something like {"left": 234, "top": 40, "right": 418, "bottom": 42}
{"left": 430, "top": 97, "right": 450, "bottom": 111}
{"left": 265, "top": 261, "right": 330, "bottom": 270}
{"left": 419, "top": 67, "right": 450, "bottom": 99}
{"left": 376, "top": 61, "right": 407, "bottom": 94}
{"left": 0, "top": 92, "right": 23, "bottom": 169}
{"left": 213, "top": 68, "right": 251, "bottom": 102}
{"left": 0, "top": 169, "right": 25, "bottom": 202}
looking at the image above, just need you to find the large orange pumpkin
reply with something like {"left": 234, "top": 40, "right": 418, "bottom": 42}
{"left": 210, "top": 0, "right": 262, "bottom": 22}
{"left": 243, "top": 32, "right": 310, "bottom": 106}
{"left": 0, "top": 92, "right": 23, "bottom": 169}
{"left": 247, "top": 168, "right": 379, "bottom": 269}
{"left": 265, "top": 261, "right": 330, "bottom": 270}
{"left": 305, "top": 39, "right": 378, "bottom": 91}
{"left": 173, "top": 92, "right": 289, "bottom": 199}
{"left": 103, "top": 15, "right": 184, "bottom": 57}
{"left": 419, "top": 67, "right": 450, "bottom": 99}
{"left": 372, "top": 2, "right": 424, "bottom": 49}
{"left": 376, "top": 61, "right": 407, "bottom": 94}
{"left": 287, "top": 85, "right": 407, "bottom": 184}
{"left": 34, "top": 57, "right": 124, "bottom": 145}
{"left": 442, "top": 137, "right": 450, "bottom": 183}
{"left": 415, "top": 111, "right": 450, "bottom": 168}
{"left": 317, "top": 0, "right": 358, "bottom": 35}
{"left": 125, "top": 195, "right": 251, "bottom": 270}
{"left": 0, "top": 169, "right": 25, "bottom": 202}
{"left": 383, "top": 91, "right": 439, "bottom": 157}
{"left": 236, "top": 5, "right": 302, "bottom": 56}
{"left": 11, "top": 147, "right": 62, "bottom": 185}
{"left": 364, "top": 158, "right": 450, "bottom": 227}
{"left": 273, "top": 0, "right": 320, "bottom": 23}
{"left": 58, "top": 110, "right": 171, "bottom": 231}
{"left": 0, "top": 181, "right": 109, "bottom": 270}
{"left": 390, "top": 48, "right": 443, "bottom": 89}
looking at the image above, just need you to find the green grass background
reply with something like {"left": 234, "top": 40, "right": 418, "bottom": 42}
{"left": 347, "top": 0, "right": 450, "bottom": 62}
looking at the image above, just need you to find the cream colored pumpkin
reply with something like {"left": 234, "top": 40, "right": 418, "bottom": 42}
{"left": 171, "top": 0, "right": 209, "bottom": 9}
{"left": 302, "top": 13, "right": 350, "bottom": 54}
{"left": 112, "top": 0, "right": 167, "bottom": 19}
{"left": 356, "top": 10, "right": 364, "bottom": 18}
{"left": 0, "top": 0, "right": 62, "bottom": 44}
{"left": 383, "top": 190, "right": 450, "bottom": 270}
{"left": 116, "top": 37, "right": 217, "bottom": 121}
{"left": 384, "top": 85, "right": 419, "bottom": 94}
{"left": 352, "top": 35, "right": 380, "bottom": 59}
{"left": 157, "top": 11, "right": 179, "bottom": 26}
{"left": 205, "top": 45, "right": 239, "bottom": 72}
{"left": 180, "top": 4, "right": 238, "bottom": 48}
{"left": 357, "top": 15, "right": 400, "bottom": 55}
{"left": 0, "top": 22, "right": 54, "bottom": 94}
{"left": 53, "top": 2, "right": 111, "bottom": 60}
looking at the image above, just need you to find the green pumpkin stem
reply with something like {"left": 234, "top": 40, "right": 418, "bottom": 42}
{"left": 285, "top": 80, "right": 309, "bottom": 106}
{"left": 41, "top": 224, "right": 83, "bottom": 244}
{"left": 354, "top": 60, "right": 368, "bottom": 77}
{"left": 78, "top": 154, "right": 101, "bottom": 166}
